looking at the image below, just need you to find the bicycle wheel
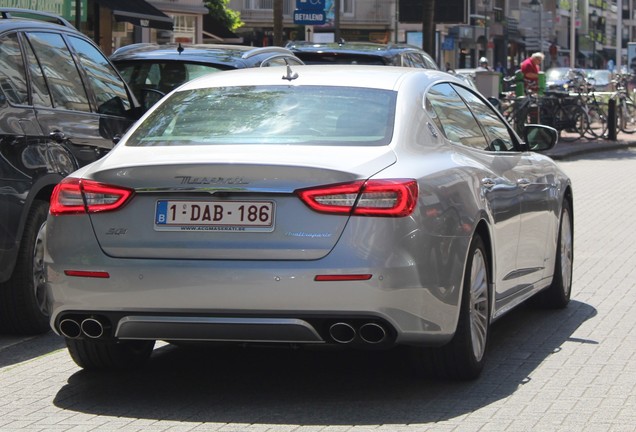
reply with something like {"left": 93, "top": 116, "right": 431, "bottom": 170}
{"left": 586, "top": 103, "right": 608, "bottom": 138}
{"left": 557, "top": 105, "right": 588, "bottom": 142}
{"left": 619, "top": 99, "right": 636, "bottom": 134}
{"left": 508, "top": 99, "right": 529, "bottom": 136}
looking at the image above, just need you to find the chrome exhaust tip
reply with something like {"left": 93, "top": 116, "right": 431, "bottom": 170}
{"left": 59, "top": 318, "right": 81, "bottom": 339}
{"left": 81, "top": 317, "right": 105, "bottom": 339}
{"left": 359, "top": 323, "right": 386, "bottom": 344}
{"left": 329, "top": 322, "right": 356, "bottom": 344}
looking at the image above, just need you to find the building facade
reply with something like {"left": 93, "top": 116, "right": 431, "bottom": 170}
{"left": 2, "top": 0, "right": 631, "bottom": 69}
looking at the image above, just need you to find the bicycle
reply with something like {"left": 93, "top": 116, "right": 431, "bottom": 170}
{"left": 538, "top": 90, "right": 589, "bottom": 142}
{"left": 500, "top": 75, "right": 539, "bottom": 136}
{"left": 567, "top": 75, "right": 608, "bottom": 139}
{"left": 604, "top": 73, "right": 636, "bottom": 134}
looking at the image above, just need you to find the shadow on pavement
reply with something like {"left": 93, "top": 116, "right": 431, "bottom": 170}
{"left": 0, "top": 331, "right": 65, "bottom": 368}
{"left": 52, "top": 300, "right": 597, "bottom": 425}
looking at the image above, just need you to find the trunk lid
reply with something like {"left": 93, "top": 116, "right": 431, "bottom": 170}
{"left": 86, "top": 145, "right": 396, "bottom": 260}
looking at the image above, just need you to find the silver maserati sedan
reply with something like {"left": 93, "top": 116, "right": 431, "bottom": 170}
{"left": 44, "top": 65, "right": 573, "bottom": 380}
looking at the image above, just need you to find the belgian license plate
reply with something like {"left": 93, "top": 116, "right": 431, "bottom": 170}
{"left": 155, "top": 200, "right": 275, "bottom": 232}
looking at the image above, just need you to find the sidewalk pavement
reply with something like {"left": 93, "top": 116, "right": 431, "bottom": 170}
{"left": 544, "top": 130, "right": 636, "bottom": 160}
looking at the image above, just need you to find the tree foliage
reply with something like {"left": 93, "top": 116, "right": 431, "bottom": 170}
{"left": 205, "top": 0, "right": 243, "bottom": 31}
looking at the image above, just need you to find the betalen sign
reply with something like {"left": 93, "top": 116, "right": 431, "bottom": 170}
{"left": 294, "top": 0, "right": 326, "bottom": 25}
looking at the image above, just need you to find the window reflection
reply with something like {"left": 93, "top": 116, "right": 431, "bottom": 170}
{"left": 26, "top": 32, "right": 90, "bottom": 112}
{"left": 0, "top": 34, "right": 28, "bottom": 105}
{"left": 68, "top": 36, "right": 131, "bottom": 115}
{"left": 427, "top": 83, "right": 488, "bottom": 150}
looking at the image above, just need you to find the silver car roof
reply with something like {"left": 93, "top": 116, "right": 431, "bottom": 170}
{"left": 178, "top": 64, "right": 463, "bottom": 92}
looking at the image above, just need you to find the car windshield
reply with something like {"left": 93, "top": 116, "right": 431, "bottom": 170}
{"left": 295, "top": 53, "right": 388, "bottom": 65}
{"left": 126, "top": 85, "right": 396, "bottom": 147}
{"left": 546, "top": 68, "right": 572, "bottom": 81}
{"left": 586, "top": 69, "right": 610, "bottom": 85}
{"left": 115, "top": 61, "right": 226, "bottom": 98}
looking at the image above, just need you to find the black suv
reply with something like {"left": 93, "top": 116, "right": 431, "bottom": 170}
{"left": 111, "top": 43, "right": 305, "bottom": 109}
{"left": 286, "top": 41, "right": 439, "bottom": 69}
{"left": 0, "top": 9, "right": 143, "bottom": 334}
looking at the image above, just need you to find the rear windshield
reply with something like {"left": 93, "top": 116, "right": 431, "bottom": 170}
{"left": 126, "top": 85, "right": 396, "bottom": 147}
{"left": 295, "top": 53, "right": 389, "bottom": 65}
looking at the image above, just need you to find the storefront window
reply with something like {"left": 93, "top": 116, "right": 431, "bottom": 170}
{"left": 112, "top": 21, "right": 134, "bottom": 52}
{"left": 171, "top": 15, "right": 196, "bottom": 44}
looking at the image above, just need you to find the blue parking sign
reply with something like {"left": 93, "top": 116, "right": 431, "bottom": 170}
{"left": 296, "top": 0, "right": 325, "bottom": 11}
{"left": 293, "top": 10, "right": 326, "bottom": 25}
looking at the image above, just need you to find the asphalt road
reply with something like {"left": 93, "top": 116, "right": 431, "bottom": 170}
{"left": 1, "top": 147, "right": 635, "bottom": 431}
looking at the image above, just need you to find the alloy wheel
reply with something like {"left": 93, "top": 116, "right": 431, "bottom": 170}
{"left": 469, "top": 248, "right": 489, "bottom": 362}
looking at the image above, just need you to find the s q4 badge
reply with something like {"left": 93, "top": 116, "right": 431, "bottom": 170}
{"left": 106, "top": 228, "right": 128, "bottom": 235}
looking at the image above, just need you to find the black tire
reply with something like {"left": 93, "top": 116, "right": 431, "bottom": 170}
{"left": 558, "top": 106, "right": 588, "bottom": 142}
{"left": 586, "top": 104, "right": 608, "bottom": 139}
{"left": 0, "top": 200, "right": 50, "bottom": 334}
{"left": 66, "top": 338, "right": 155, "bottom": 370}
{"left": 410, "top": 235, "right": 490, "bottom": 380}
{"left": 535, "top": 200, "right": 573, "bottom": 309}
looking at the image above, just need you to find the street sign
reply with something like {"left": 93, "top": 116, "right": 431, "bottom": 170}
{"left": 294, "top": 10, "right": 326, "bottom": 25}
{"left": 296, "top": 0, "right": 325, "bottom": 11}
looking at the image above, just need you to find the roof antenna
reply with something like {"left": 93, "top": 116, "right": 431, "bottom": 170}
{"left": 177, "top": 43, "right": 184, "bottom": 55}
{"left": 282, "top": 64, "right": 298, "bottom": 81}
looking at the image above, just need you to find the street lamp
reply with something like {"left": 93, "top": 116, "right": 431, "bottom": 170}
{"left": 591, "top": 10, "right": 597, "bottom": 68}
{"left": 529, "top": 0, "right": 542, "bottom": 56}
{"left": 483, "top": 0, "right": 490, "bottom": 64}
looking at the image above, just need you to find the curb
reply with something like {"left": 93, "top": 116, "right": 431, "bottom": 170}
{"left": 544, "top": 139, "right": 636, "bottom": 160}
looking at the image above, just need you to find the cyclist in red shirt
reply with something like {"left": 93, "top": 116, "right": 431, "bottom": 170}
{"left": 520, "top": 52, "right": 545, "bottom": 92}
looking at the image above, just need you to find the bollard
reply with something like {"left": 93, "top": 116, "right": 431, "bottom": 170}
{"left": 515, "top": 70, "right": 525, "bottom": 97}
{"left": 538, "top": 71, "right": 546, "bottom": 96}
{"left": 607, "top": 98, "right": 617, "bottom": 141}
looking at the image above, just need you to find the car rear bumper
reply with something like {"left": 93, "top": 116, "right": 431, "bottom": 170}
{"left": 45, "top": 215, "right": 469, "bottom": 347}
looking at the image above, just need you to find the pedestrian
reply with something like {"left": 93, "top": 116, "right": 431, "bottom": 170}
{"left": 520, "top": 52, "right": 545, "bottom": 91}
{"left": 476, "top": 57, "right": 490, "bottom": 71}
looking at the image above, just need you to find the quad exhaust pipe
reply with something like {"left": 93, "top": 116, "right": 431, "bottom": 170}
{"left": 329, "top": 322, "right": 356, "bottom": 344}
{"left": 59, "top": 318, "right": 82, "bottom": 339}
{"left": 328, "top": 321, "right": 388, "bottom": 344}
{"left": 359, "top": 323, "right": 387, "bottom": 344}
{"left": 58, "top": 316, "right": 109, "bottom": 339}
{"left": 81, "top": 317, "right": 106, "bottom": 339}
{"left": 59, "top": 315, "right": 389, "bottom": 344}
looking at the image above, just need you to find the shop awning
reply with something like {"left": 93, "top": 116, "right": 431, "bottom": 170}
{"left": 95, "top": 0, "right": 173, "bottom": 30}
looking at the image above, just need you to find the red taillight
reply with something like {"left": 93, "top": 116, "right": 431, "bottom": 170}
{"left": 64, "top": 270, "right": 110, "bottom": 278}
{"left": 297, "top": 179, "right": 418, "bottom": 217}
{"left": 314, "top": 274, "right": 372, "bottom": 281}
{"left": 50, "top": 178, "right": 133, "bottom": 215}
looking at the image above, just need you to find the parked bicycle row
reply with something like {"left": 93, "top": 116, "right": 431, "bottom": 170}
{"left": 495, "top": 72, "right": 636, "bottom": 142}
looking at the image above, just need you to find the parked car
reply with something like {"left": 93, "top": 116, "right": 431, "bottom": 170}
{"left": 450, "top": 68, "right": 480, "bottom": 90}
{"left": 111, "top": 43, "right": 304, "bottom": 109}
{"left": 45, "top": 65, "right": 573, "bottom": 380}
{"left": 585, "top": 69, "right": 612, "bottom": 92}
{"left": 0, "top": 8, "right": 144, "bottom": 334}
{"left": 545, "top": 67, "right": 587, "bottom": 92}
{"left": 286, "top": 40, "right": 439, "bottom": 69}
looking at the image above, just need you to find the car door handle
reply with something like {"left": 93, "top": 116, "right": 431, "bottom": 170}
{"left": 481, "top": 178, "right": 496, "bottom": 189}
{"left": 49, "top": 130, "right": 66, "bottom": 143}
{"left": 517, "top": 178, "right": 531, "bottom": 189}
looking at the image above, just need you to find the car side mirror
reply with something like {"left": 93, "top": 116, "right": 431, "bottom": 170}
{"left": 524, "top": 124, "right": 558, "bottom": 151}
